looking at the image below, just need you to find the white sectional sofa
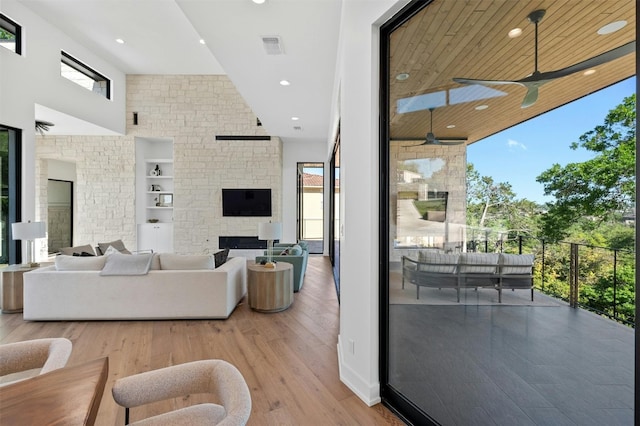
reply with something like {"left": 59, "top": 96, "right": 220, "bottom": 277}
{"left": 23, "top": 253, "right": 247, "bottom": 321}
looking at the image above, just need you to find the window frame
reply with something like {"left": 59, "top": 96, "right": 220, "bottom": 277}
{"left": 61, "top": 51, "right": 111, "bottom": 99}
{"left": 0, "top": 13, "right": 22, "bottom": 55}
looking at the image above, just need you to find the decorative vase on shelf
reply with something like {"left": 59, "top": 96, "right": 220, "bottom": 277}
{"left": 154, "top": 164, "right": 161, "bottom": 176}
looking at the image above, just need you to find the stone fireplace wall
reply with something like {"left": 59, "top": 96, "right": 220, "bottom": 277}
{"left": 36, "top": 75, "right": 281, "bottom": 254}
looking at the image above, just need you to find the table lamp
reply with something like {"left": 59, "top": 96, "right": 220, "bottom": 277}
{"left": 12, "top": 221, "right": 46, "bottom": 268}
{"left": 258, "top": 222, "right": 281, "bottom": 269}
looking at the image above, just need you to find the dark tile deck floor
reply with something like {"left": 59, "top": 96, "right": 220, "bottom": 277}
{"left": 389, "top": 303, "right": 634, "bottom": 425}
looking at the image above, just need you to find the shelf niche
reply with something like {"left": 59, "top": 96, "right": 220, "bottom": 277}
{"left": 135, "top": 137, "right": 174, "bottom": 253}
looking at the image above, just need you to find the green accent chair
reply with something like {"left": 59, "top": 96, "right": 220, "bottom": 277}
{"left": 255, "top": 242, "right": 308, "bottom": 292}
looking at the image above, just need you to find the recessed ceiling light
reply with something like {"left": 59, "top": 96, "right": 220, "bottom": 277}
{"left": 475, "top": 105, "right": 488, "bottom": 110}
{"left": 279, "top": 80, "right": 290, "bottom": 86}
{"left": 583, "top": 69, "right": 596, "bottom": 76}
{"left": 597, "top": 20, "right": 627, "bottom": 35}
{"left": 252, "top": 0, "right": 266, "bottom": 4}
{"left": 116, "top": 38, "right": 125, "bottom": 44}
{"left": 508, "top": 28, "right": 522, "bottom": 38}
{"left": 446, "top": 124, "right": 456, "bottom": 129}
{"left": 199, "top": 39, "right": 206, "bottom": 45}
{"left": 291, "top": 117, "right": 299, "bottom": 121}
{"left": 396, "top": 73, "right": 410, "bottom": 81}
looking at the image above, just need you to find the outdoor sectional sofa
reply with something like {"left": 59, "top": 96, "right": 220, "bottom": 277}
{"left": 401, "top": 251, "right": 535, "bottom": 302}
{"left": 23, "top": 252, "right": 247, "bottom": 321}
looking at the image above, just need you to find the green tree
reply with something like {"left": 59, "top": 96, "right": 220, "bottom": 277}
{"left": 466, "top": 163, "right": 516, "bottom": 228}
{"left": 536, "top": 94, "right": 636, "bottom": 241}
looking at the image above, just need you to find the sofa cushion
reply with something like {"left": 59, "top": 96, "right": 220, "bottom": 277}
{"left": 59, "top": 244, "right": 96, "bottom": 256}
{"left": 100, "top": 252, "right": 153, "bottom": 276}
{"left": 289, "top": 244, "right": 303, "bottom": 256}
{"left": 459, "top": 253, "right": 499, "bottom": 274}
{"left": 500, "top": 253, "right": 535, "bottom": 274}
{"left": 149, "top": 253, "right": 161, "bottom": 270}
{"left": 417, "top": 251, "right": 459, "bottom": 273}
{"left": 159, "top": 254, "right": 214, "bottom": 270}
{"left": 97, "top": 239, "right": 131, "bottom": 255}
{"left": 55, "top": 255, "right": 107, "bottom": 271}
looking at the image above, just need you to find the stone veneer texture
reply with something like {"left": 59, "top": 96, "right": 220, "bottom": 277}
{"left": 36, "top": 75, "right": 281, "bottom": 254}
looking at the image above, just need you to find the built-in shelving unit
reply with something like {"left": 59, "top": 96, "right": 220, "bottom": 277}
{"left": 135, "top": 138, "right": 174, "bottom": 252}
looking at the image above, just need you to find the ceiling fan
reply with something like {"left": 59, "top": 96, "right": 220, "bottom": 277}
{"left": 35, "top": 120, "right": 55, "bottom": 135}
{"left": 452, "top": 9, "right": 636, "bottom": 108}
{"left": 402, "top": 107, "right": 466, "bottom": 146}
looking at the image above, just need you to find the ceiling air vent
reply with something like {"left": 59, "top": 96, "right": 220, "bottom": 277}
{"left": 261, "top": 36, "right": 284, "bottom": 55}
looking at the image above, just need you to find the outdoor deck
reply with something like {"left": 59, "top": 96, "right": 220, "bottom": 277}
{"left": 389, "top": 295, "right": 635, "bottom": 425}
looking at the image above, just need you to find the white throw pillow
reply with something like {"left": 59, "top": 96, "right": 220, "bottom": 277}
{"left": 159, "top": 254, "right": 214, "bottom": 270}
{"left": 55, "top": 255, "right": 107, "bottom": 271}
{"left": 459, "top": 253, "right": 499, "bottom": 274}
{"left": 500, "top": 253, "right": 535, "bottom": 275}
{"left": 417, "top": 251, "right": 459, "bottom": 273}
{"left": 100, "top": 252, "right": 153, "bottom": 276}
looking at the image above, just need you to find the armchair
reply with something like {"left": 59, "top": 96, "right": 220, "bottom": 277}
{"left": 112, "top": 359, "right": 251, "bottom": 426}
{"left": 0, "top": 338, "right": 73, "bottom": 384}
{"left": 256, "top": 242, "right": 308, "bottom": 292}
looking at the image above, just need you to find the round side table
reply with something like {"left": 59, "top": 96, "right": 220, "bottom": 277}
{"left": 247, "top": 261, "right": 293, "bottom": 312}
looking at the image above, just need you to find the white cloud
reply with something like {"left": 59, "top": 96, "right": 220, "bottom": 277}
{"left": 507, "top": 139, "right": 527, "bottom": 150}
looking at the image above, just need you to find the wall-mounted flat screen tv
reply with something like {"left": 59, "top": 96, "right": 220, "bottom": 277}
{"left": 222, "top": 189, "right": 272, "bottom": 217}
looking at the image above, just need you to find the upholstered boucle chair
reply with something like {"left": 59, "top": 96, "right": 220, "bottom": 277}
{"left": 112, "top": 359, "right": 251, "bottom": 426}
{"left": 0, "top": 338, "right": 73, "bottom": 383}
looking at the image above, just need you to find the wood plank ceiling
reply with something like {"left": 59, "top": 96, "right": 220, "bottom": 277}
{"left": 389, "top": 0, "right": 636, "bottom": 145}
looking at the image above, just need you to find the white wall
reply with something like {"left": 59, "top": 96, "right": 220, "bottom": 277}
{"left": 333, "top": 0, "right": 410, "bottom": 406}
{"left": 0, "top": 0, "right": 126, "bottom": 230}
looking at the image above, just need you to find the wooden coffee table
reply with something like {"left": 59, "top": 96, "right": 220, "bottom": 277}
{"left": 247, "top": 261, "right": 293, "bottom": 312}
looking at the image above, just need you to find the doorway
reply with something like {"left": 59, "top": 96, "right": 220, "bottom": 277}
{"left": 47, "top": 179, "right": 73, "bottom": 253}
{"left": 296, "top": 162, "right": 324, "bottom": 254}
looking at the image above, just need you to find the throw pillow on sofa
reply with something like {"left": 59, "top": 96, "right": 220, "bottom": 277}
{"left": 97, "top": 239, "right": 132, "bottom": 255}
{"left": 59, "top": 244, "right": 96, "bottom": 256}
{"left": 55, "top": 255, "right": 107, "bottom": 271}
{"left": 159, "top": 254, "right": 214, "bottom": 270}
{"left": 100, "top": 252, "right": 153, "bottom": 276}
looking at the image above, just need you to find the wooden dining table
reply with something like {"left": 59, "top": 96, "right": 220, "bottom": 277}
{"left": 0, "top": 357, "right": 109, "bottom": 425}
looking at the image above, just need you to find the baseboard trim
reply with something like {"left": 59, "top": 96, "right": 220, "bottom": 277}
{"left": 337, "top": 335, "right": 381, "bottom": 406}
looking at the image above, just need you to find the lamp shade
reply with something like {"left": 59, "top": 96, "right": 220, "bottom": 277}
{"left": 258, "top": 222, "right": 282, "bottom": 240}
{"left": 12, "top": 221, "right": 46, "bottom": 240}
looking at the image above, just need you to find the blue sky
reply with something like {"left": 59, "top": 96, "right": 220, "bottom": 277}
{"left": 467, "top": 76, "right": 636, "bottom": 204}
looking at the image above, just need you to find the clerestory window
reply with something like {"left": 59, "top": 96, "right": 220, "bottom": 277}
{"left": 61, "top": 51, "right": 111, "bottom": 99}
{"left": 0, "top": 13, "right": 21, "bottom": 54}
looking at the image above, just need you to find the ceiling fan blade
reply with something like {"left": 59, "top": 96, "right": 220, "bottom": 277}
{"left": 453, "top": 77, "right": 524, "bottom": 86}
{"left": 519, "top": 41, "right": 636, "bottom": 82}
{"left": 521, "top": 85, "right": 539, "bottom": 108}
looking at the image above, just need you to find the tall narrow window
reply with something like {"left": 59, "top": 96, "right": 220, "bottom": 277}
{"left": 0, "top": 13, "right": 21, "bottom": 54}
{"left": 0, "top": 126, "right": 22, "bottom": 266}
{"left": 61, "top": 51, "right": 111, "bottom": 99}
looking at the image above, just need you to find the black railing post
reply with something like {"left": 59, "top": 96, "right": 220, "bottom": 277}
{"left": 518, "top": 235, "right": 523, "bottom": 254}
{"left": 613, "top": 249, "right": 618, "bottom": 320}
{"left": 484, "top": 230, "right": 489, "bottom": 253}
{"left": 541, "top": 239, "right": 546, "bottom": 292}
{"left": 569, "top": 243, "right": 579, "bottom": 308}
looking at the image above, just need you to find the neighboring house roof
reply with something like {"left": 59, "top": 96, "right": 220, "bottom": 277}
{"left": 303, "top": 173, "right": 324, "bottom": 187}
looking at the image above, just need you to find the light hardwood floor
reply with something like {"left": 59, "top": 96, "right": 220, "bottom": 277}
{"left": 0, "top": 256, "right": 404, "bottom": 426}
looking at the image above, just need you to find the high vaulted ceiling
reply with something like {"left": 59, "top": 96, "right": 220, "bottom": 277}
{"left": 21, "top": 0, "right": 342, "bottom": 141}
{"left": 19, "top": 0, "right": 636, "bottom": 144}
{"left": 389, "top": 0, "right": 636, "bottom": 146}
